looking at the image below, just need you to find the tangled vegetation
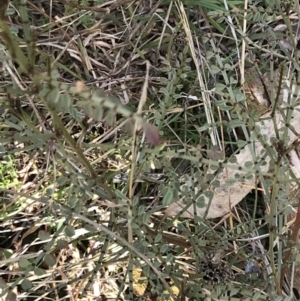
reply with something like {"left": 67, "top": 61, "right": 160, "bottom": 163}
{"left": 1, "top": 0, "right": 300, "bottom": 300}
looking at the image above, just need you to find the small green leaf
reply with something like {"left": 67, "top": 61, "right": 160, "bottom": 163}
{"left": 46, "top": 88, "right": 60, "bottom": 104}
{"left": 131, "top": 222, "right": 140, "bottom": 230}
{"left": 197, "top": 123, "right": 212, "bottom": 131}
{"left": 143, "top": 265, "right": 150, "bottom": 275}
{"left": 45, "top": 188, "right": 53, "bottom": 196}
{"left": 230, "top": 77, "right": 237, "bottom": 84}
{"left": 160, "top": 244, "right": 169, "bottom": 253}
{"left": 44, "top": 254, "right": 56, "bottom": 267}
{"left": 38, "top": 230, "right": 51, "bottom": 241}
{"left": 138, "top": 205, "right": 145, "bottom": 216}
{"left": 6, "top": 8, "right": 15, "bottom": 16}
{"left": 57, "top": 176, "right": 68, "bottom": 185}
{"left": 69, "top": 106, "right": 82, "bottom": 123}
{"left": 206, "top": 51, "right": 214, "bottom": 60}
{"left": 68, "top": 198, "right": 78, "bottom": 208}
{"left": 235, "top": 92, "right": 244, "bottom": 101}
{"left": 211, "top": 180, "right": 220, "bottom": 188}
{"left": 225, "top": 178, "right": 236, "bottom": 186}
{"left": 142, "top": 212, "right": 150, "bottom": 224}
{"left": 253, "top": 292, "right": 263, "bottom": 300}
{"left": 34, "top": 267, "right": 46, "bottom": 276}
{"left": 218, "top": 104, "right": 233, "bottom": 111}
{"left": 244, "top": 161, "right": 253, "bottom": 168}
{"left": 224, "top": 63, "right": 233, "bottom": 70}
{"left": 3, "top": 249, "right": 13, "bottom": 259}
{"left": 264, "top": 179, "right": 273, "bottom": 187}
{"left": 203, "top": 191, "right": 214, "bottom": 199}
{"left": 215, "top": 83, "right": 226, "bottom": 93}
{"left": 21, "top": 279, "right": 32, "bottom": 291}
{"left": 253, "top": 12, "right": 261, "bottom": 22}
{"left": 58, "top": 93, "right": 72, "bottom": 113}
{"left": 197, "top": 240, "right": 207, "bottom": 247}
{"left": 211, "top": 65, "right": 221, "bottom": 74}
{"left": 133, "top": 196, "right": 139, "bottom": 207}
{"left": 162, "top": 189, "right": 173, "bottom": 206}
{"left": 234, "top": 173, "right": 241, "bottom": 179}
{"left": 166, "top": 253, "right": 174, "bottom": 263}
{"left": 153, "top": 158, "right": 162, "bottom": 169}
{"left": 64, "top": 226, "right": 75, "bottom": 237}
{"left": 19, "top": 257, "right": 30, "bottom": 268}
{"left": 146, "top": 252, "right": 155, "bottom": 258}
{"left": 155, "top": 233, "right": 162, "bottom": 243}
{"left": 56, "top": 239, "right": 68, "bottom": 249}
{"left": 228, "top": 120, "right": 246, "bottom": 129}
{"left": 229, "top": 288, "right": 240, "bottom": 296}
{"left": 104, "top": 110, "right": 116, "bottom": 126}
{"left": 115, "top": 189, "right": 128, "bottom": 200}
{"left": 159, "top": 87, "right": 169, "bottom": 96}
{"left": 196, "top": 196, "right": 206, "bottom": 208}
{"left": 236, "top": 140, "right": 246, "bottom": 148}
{"left": 245, "top": 173, "right": 254, "bottom": 180}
